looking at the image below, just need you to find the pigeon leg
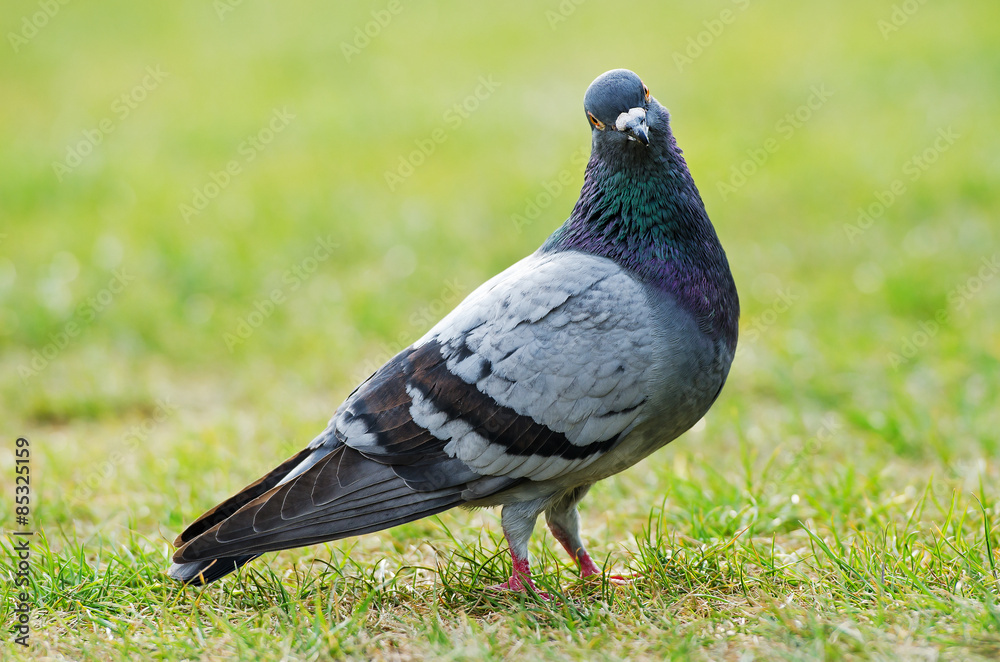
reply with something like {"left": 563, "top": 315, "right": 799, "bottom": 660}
{"left": 545, "top": 486, "right": 634, "bottom": 583}
{"left": 487, "top": 538, "right": 537, "bottom": 593}
{"left": 545, "top": 486, "right": 605, "bottom": 576}
{"left": 547, "top": 512, "right": 637, "bottom": 584}
{"left": 545, "top": 498, "right": 601, "bottom": 577}
{"left": 547, "top": 520, "right": 601, "bottom": 576}
{"left": 488, "top": 500, "right": 546, "bottom": 595}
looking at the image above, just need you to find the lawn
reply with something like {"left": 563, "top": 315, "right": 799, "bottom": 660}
{"left": 2, "top": 0, "right": 999, "bottom": 659}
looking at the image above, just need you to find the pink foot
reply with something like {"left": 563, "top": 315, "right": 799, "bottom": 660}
{"left": 549, "top": 523, "right": 619, "bottom": 582}
{"left": 605, "top": 573, "right": 639, "bottom": 585}
{"left": 487, "top": 551, "right": 549, "bottom": 598}
{"left": 578, "top": 551, "right": 601, "bottom": 577}
{"left": 488, "top": 576, "right": 525, "bottom": 592}
{"left": 579, "top": 551, "right": 637, "bottom": 585}
{"left": 487, "top": 576, "right": 550, "bottom": 599}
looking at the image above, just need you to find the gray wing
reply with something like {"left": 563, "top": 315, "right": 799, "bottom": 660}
{"left": 170, "top": 250, "right": 657, "bottom": 581}
{"left": 342, "top": 249, "right": 658, "bottom": 482}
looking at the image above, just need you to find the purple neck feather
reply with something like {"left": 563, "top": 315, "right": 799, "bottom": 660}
{"left": 543, "top": 121, "right": 739, "bottom": 352}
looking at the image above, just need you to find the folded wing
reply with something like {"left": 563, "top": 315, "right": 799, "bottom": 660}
{"left": 170, "top": 250, "right": 657, "bottom": 581}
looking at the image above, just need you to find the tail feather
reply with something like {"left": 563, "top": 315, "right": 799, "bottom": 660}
{"left": 174, "top": 446, "right": 317, "bottom": 546}
{"left": 177, "top": 491, "right": 463, "bottom": 561}
{"left": 212, "top": 444, "right": 424, "bottom": 540}
{"left": 167, "top": 555, "right": 259, "bottom": 585}
{"left": 170, "top": 444, "right": 469, "bottom": 583}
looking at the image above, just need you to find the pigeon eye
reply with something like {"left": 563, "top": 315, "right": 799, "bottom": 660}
{"left": 643, "top": 84, "right": 650, "bottom": 102}
{"left": 587, "top": 111, "right": 605, "bottom": 130}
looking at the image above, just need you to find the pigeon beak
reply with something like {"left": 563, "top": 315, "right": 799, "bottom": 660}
{"left": 615, "top": 107, "right": 649, "bottom": 146}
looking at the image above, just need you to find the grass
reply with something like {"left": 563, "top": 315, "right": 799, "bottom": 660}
{"left": 2, "top": 0, "right": 999, "bottom": 659}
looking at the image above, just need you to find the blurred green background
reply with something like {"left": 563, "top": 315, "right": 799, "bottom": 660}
{"left": 1, "top": 0, "right": 999, "bottom": 653}
{"left": 3, "top": 0, "right": 999, "bottom": 528}
{"left": 4, "top": 0, "right": 999, "bottom": 528}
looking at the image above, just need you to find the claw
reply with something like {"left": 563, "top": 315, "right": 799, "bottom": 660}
{"left": 578, "top": 550, "right": 639, "bottom": 585}
{"left": 605, "top": 572, "right": 639, "bottom": 586}
{"left": 488, "top": 545, "right": 549, "bottom": 598}
{"left": 487, "top": 575, "right": 550, "bottom": 599}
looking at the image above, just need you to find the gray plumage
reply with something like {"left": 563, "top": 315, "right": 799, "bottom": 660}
{"left": 169, "top": 69, "right": 738, "bottom": 591}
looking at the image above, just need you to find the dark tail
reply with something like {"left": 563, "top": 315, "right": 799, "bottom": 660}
{"left": 168, "top": 444, "right": 468, "bottom": 585}
{"left": 168, "top": 555, "right": 259, "bottom": 585}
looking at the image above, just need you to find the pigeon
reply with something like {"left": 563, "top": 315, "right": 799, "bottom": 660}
{"left": 168, "top": 68, "right": 739, "bottom": 592}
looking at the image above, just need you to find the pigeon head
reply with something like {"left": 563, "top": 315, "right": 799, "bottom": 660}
{"left": 584, "top": 69, "right": 655, "bottom": 148}
{"left": 547, "top": 68, "right": 739, "bottom": 354}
